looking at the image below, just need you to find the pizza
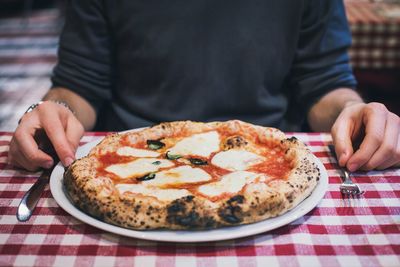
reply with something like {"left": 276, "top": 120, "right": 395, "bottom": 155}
{"left": 64, "top": 120, "right": 320, "bottom": 230}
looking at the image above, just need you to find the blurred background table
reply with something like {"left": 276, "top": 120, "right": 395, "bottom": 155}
{"left": 345, "top": 0, "right": 400, "bottom": 115}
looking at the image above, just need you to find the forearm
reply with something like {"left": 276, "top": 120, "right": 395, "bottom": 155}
{"left": 43, "top": 87, "right": 97, "bottom": 131}
{"left": 307, "top": 88, "right": 364, "bottom": 132}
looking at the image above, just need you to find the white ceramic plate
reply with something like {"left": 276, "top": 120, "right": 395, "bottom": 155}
{"left": 50, "top": 136, "right": 328, "bottom": 243}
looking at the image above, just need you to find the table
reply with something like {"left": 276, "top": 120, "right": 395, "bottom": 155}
{"left": 0, "top": 132, "right": 399, "bottom": 267}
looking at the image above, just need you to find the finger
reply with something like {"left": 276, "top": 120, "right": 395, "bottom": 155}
{"left": 11, "top": 146, "right": 42, "bottom": 172}
{"left": 13, "top": 126, "right": 54, "bottom": 170}
{"left": 8, "top": 149, "right": 29, "bottom": 170}
{"left": 331, "top": 113, "right": 354, "bottom": 167}
{"left": 39, "top": 107, "right": 75, "bottom": 167}
{"left": 7, "top": 138, "right": 26, "bottom": 169}
{"left": 346, "top": 104, "right": 387, "bottom": 171}
{"left": 9, "top": 135, "right": 47, "bottom": 171}
{"left": 10, "top": 108, "right": 65, "bottom": 171}
{"left": 376, "top": 136, "right": 400, "bottom": 170}
{"left": 362, "top": 113, "right": 400, "bottom": 170}
{"left": 65, "top": 116, "right": 84, "bottom": 154}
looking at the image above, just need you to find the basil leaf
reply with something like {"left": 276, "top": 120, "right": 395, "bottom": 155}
{"left": 152, "top": 161, "right": 161, "bottom": 165}
{"left": 189, "top": 158, "right": 208, "bottom": 165}
{"left": 166, "top": 151, "right": 182, "bottom": 160}
{"left": 136, "top": 173, "right": 156, "bottom": 181}
{"left": 147, "top": 140, "right": 165, "bottom": 150}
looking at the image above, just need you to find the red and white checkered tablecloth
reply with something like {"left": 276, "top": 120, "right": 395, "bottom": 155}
{"left": 0, "top": 132, "right": 399, "bottom": 267}
{"left": 345, "top": 0, "right": 400, "bottom": 69}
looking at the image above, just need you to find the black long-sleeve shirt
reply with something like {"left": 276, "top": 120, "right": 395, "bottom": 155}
{"left": 52, "top": 0, "right": 356, "bottom": 131}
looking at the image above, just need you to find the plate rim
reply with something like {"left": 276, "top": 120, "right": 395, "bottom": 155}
{"left": 50, "top": 134, "right": 328, "bottom": 243}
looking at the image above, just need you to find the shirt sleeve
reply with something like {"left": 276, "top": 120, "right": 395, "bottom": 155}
{"left": 289, "top": 0, "right": 357, "bottom": 112}
{"left": 51, "top": 0, "right": 112, "bottom": 113}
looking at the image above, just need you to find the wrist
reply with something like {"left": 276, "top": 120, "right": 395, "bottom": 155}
{"left": 19, "top": 100, "right": 75, "bottom": 124}
{"left": 307, "top": 88, "right": 363, "bottom": 132}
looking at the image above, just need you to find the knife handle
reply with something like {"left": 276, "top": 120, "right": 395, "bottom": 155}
{"left": 16, "top": 168, "right": 51, "bottom": 222}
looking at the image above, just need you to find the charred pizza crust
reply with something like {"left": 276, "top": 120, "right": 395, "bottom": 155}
{"left": 64, "top": 120, "right": 320, "bottom": 230}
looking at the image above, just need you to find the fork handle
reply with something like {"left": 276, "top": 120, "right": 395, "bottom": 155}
{"left": 341, "top": 168, "right": 352, "bottom": 184}
{"left": 328, "top": 145, "right": 353, "bottom": 184}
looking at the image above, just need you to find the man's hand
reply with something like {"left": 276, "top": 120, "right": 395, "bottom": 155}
{"left": 8, "top": 101, "right": 84, "bottom": 171}
{"left": 331, "top": 102, "right": 400, "bottom": 171}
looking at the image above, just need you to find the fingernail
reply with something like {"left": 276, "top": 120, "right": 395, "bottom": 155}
{"left": 44, "top": 161, "right": 54, "bottom": 169}
{"left": 339, "top": 152, "right": 347, "bottom": 166}
{"left": 348, "top": 163, "right": 358, "bottom": 172}
{"left": 64, "top": 157, "right": 74, "bottom": 167}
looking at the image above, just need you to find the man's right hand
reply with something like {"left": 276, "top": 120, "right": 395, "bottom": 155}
{"left": 8, "top": 101, "right": 84, "bottom": 171}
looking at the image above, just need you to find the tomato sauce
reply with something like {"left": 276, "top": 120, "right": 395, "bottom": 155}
{"left": 96, "top": 128, "right": 293, "bottom": 201}
{"left": 98, "top": 152, "right": 134, "bottom": 166}
{"left": 249, "top": 149, "right": 292, "bottom": 179}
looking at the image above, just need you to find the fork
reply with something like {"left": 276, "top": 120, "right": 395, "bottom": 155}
{"left": 328, "top": 145, "right": 364, "bottom": 198}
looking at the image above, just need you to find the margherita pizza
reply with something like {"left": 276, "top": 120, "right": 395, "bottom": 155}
{"left": 64, "top": 120, "right": 320, "bottom": 230}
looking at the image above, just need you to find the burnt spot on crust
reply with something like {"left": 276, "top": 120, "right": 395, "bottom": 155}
{"left": 134, "top": 205, "right": 141, "bottom": 213}
{"left": 286, "top": 181, "right": 294, "bottom": 188}
{"left": 223, "top": 136, "right": 248, "bottom": 150}
{"left": 175, "top": 211, "right": 199, "bottom": 226}
{"left": 166, "top": 196, "right": 216, "bottom": 229}
{"left": 218, "top": 195, "right": 245, "bottom": 224}
{"left": 286, "top": 192, "right": 294, "bottom": 203}
{"left": 184, "top": 195, "right": 194, "bottom": 202}
{"left": 286, "top": 136, "right": 298, "bottom": 143}
{"left": 227, "top": 195, "right": 244, "bottom": 204}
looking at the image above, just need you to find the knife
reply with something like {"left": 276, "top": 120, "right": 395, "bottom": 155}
{"left": 16, "top": 165, "right": 56, "bottom": 222}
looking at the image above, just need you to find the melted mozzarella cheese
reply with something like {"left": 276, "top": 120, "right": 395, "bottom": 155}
{"left": 198, "top": 171, "right": 262, "bottom": 197}
{"left": 105, "top": 158, "right": 174, "bottom": 179}
{"left": 116, "top": 184, "right": 191, "bottom": 201}
{"left": 144, "top": 166, "right": 211, "bottom": 186}
{"left": 116, "top": 146, "right": 160, "bottom": 158}
{"left": 211, "top": 149, "right": 264, "bottom": 171}
{"left": 168, "top": 131, "right": 220, "bottom": 157}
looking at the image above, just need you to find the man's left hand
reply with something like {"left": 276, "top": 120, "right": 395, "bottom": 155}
{"left": 331, "top": 102, "right": 400, "bottom": 171}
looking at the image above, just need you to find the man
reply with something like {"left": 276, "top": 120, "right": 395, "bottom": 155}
{"left": 8, "top": 0, "right": 400, "bottom": 171}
